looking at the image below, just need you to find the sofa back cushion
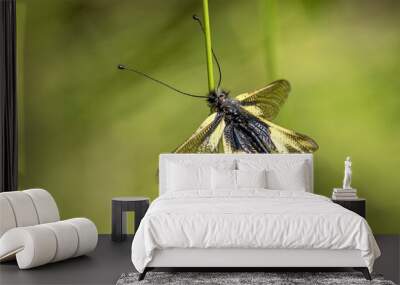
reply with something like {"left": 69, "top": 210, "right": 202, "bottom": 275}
{"left": 0, "top": 189, "right": 60, "bottom": 238}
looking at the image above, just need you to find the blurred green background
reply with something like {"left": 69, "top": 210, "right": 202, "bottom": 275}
{"left": 16, "top": 0, "right": 400, "bottom": 234}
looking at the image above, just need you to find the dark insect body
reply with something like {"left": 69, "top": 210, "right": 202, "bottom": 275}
{"left": 174, "top": 80, "right": 318, "bottom": 154}
{"left": 206, "top": 90, "right": 276, "bottom": 153}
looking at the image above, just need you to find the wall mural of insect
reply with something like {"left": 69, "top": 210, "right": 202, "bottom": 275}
{"left": 118, "top": 2, "right": 318, "bottom": 154}
{"left": 174, "top": 79, "right": 318, "bottom": 154}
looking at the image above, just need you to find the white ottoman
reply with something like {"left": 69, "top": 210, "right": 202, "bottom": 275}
{"left": 0, "top": 189, "right": 98, "bottom": 269}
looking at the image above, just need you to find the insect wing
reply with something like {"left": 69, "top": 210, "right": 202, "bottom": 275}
{"left": 258, "top": 117, "right": 319, "bottom": 153}
{"left": 236, "top": 79, "right": 290, "bottom": 121}
{"left": 174, "top": 112, "right": 225, "bottom": 153}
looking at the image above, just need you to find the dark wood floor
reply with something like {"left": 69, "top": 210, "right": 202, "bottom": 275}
{"left": 0, "top": 235, "right": 135, "bottom": 285}
{"left": 0, "top": 235, "right": 399, "bottom": 285}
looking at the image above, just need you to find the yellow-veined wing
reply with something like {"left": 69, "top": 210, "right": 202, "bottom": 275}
{"left": 258, "top": 117, "right": 318, "bottom": 153}
{"left": 236, "top": 79, "right": 290, "bottom": 121}
{"left": 174, "top": 112, "right": 225, "bottom": 153}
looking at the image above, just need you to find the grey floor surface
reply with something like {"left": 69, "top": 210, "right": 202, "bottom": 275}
{"left": 0, "top": 235, "right": 398, "bottom": 285}
{"left": 0, "top": 235, "right": 135, "bottom": 285}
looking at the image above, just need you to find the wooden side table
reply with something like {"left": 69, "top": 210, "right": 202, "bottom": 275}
{"left": 112, "top": 197, "right": 150, "bottom": 242}
{"left": 332, "top": 198, "right": 366, "bottom": 218}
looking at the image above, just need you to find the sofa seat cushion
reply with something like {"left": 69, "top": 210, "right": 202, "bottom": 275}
{"left": 0, "top": 218, "right": 97, "bottom": 269}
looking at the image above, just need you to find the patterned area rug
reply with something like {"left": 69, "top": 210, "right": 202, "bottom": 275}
{"left": 116, "top": 272, "right": 396, "bottom": 285}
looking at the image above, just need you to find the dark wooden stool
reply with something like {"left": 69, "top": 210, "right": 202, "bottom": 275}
{"left": 112, "top": 197, "right": 149, "bottom": 242}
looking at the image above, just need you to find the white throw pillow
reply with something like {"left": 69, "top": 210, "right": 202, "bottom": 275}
{"left": 211, "top": 168, "right": 236, "bottom": 190}
{"left": 266, "top": 163, "right": 307, "bottom": 191}
{"left": 238, "top": 159, "right": 309, "bottom": 191}
{"left": 167, "top": 163, "right": 211, "bottom": 191}
{"left": 236, "top": 169, "right": 268, "bottom": 189}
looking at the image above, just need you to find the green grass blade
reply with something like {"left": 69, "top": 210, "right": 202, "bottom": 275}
{"left": 202, "top": 0, "right": 215, "bottom": 92}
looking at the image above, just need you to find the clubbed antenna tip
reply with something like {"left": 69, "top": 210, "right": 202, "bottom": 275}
{"left": 117, "top": 64, "right": 126, "bottom": 70}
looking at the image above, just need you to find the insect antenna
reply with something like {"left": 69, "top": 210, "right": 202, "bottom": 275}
{"left": 192, "top": 14, "right": 222, "bottom": 90}
{"left": 117, "top": 64, "right": 208, "bottom": 98}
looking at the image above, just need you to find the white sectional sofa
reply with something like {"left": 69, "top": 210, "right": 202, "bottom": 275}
{"left": 0, "top": 189, "right": 98, "bottom": 269}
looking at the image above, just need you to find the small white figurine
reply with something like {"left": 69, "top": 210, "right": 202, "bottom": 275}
{"left": 342, "top": 156, "right": 352, "bottom": 189}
